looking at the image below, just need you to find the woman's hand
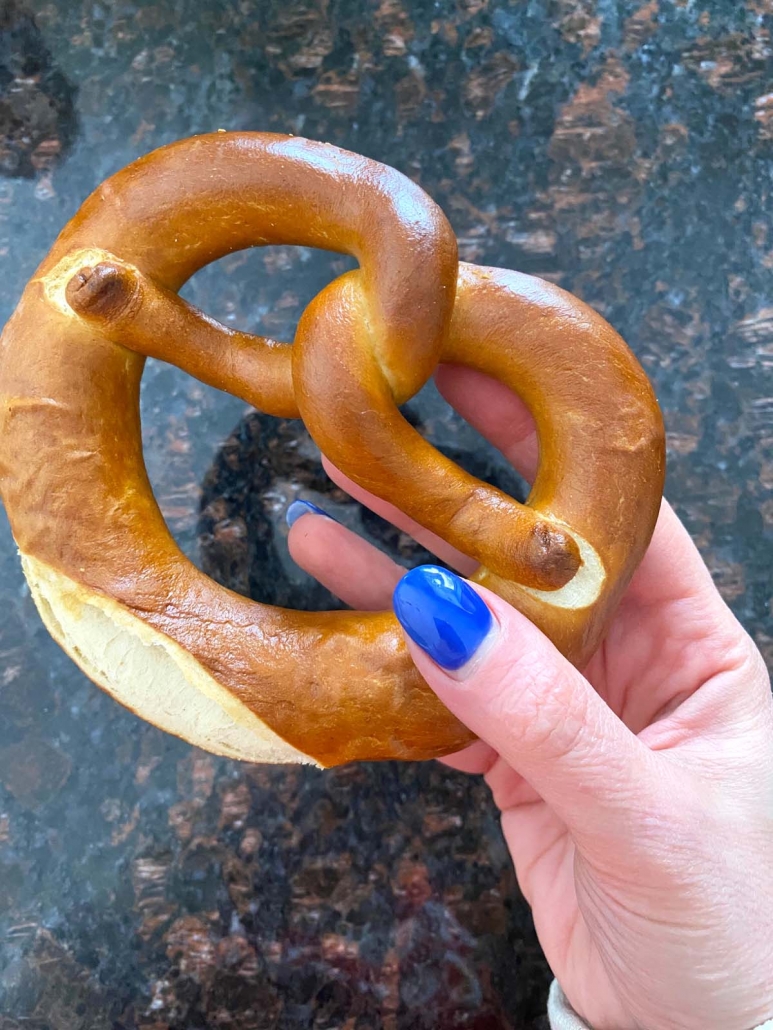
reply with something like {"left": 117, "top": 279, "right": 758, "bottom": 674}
{"left": 287, "top": 364, "right": 773, "bottom": 1030}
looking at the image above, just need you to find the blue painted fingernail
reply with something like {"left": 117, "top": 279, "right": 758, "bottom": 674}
{"left": 286, "top": 499, "right": 336, "bottom": 528}
{"left": 392, "top": 565, "right": 493, "bottom": 671}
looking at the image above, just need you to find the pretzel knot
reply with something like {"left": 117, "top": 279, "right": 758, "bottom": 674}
{"left": 0, "top": 134, "right": 665, "bottom": 767}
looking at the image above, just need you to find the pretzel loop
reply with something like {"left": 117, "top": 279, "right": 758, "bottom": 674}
{"left": 0, "top": 133, "right": 665, "bottom": 767}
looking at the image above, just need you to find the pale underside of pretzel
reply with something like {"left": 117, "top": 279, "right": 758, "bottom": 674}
{"left": 0, "top": 133, "right": 665, "bottom": 767}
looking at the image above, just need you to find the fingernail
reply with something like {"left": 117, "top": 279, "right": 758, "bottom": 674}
{"left": 286, "top": 499, "right": 336, "bottom": 528}
{"left": 392, "top": 565, "right": 493, "bottom": 672}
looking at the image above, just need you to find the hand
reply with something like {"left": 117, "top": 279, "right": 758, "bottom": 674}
{"left": 287, "top": 364, "right": 773, "bottom": 1030}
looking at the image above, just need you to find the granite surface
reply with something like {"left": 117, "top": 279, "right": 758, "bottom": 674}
{"left": 0, "top": 0, "right": 772, "bottom": 1027}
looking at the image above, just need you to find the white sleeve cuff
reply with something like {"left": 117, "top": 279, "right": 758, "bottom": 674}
{"left": 547, "top": 980, "right": 773, "bottom": 1030}
{"left": 547, "top": 982, "right": 590, "bottom": 1029}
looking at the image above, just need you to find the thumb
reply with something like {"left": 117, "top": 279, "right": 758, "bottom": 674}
{"left": 392, "top": 565, "right": 659, "bottom": 840}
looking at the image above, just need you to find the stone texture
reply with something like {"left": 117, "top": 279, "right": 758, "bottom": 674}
{"left": 0, "top": 0, "right": 771, "bottom": 1027}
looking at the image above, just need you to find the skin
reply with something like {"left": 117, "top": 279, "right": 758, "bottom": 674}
{"left": 289, "top": 363, "right": 773, "bottom": 1030}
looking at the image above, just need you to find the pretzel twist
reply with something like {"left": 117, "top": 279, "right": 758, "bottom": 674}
{"left": 0, "top": 133, "right": 665, "bottom": 767}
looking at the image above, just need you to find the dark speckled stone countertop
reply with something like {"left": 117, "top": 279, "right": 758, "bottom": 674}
{"left": 0, "top": 1, "right": 771, "bottom": 1027}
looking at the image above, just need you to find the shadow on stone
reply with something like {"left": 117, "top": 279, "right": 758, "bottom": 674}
{"left": 197, "top": 406, "right": 528, "bottom": 610}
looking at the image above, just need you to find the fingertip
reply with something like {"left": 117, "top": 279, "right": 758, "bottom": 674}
{"left": 392, "top": 565, "right": 494, "bottom": 673}
{"left": 286, "top": 504, "right": 341, "bottom": 569}
{"left": 288, "top": 507, "right": 405, "bottom": 611}
{"left": 286, "top": 498, "right": 336, "bottom": 528}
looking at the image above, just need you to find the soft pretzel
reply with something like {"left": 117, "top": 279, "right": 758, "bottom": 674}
{"left": 0, "top": 133, "right": 665, "bottom": 767}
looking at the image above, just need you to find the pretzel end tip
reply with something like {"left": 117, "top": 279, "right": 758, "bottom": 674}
{"left": 525, "top": 522, "right": 583, "bottom": 590}
{"left": 65, "top": 261, "right": 138, "bottom": 321}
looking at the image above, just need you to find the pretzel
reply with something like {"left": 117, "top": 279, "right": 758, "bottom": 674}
{"left": 0, "top": 133, "right": 665, "bottom": 767}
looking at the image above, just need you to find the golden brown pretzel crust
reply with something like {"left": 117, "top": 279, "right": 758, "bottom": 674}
{"left": 0, "top": 133, "right": 665, "bottom": 767}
